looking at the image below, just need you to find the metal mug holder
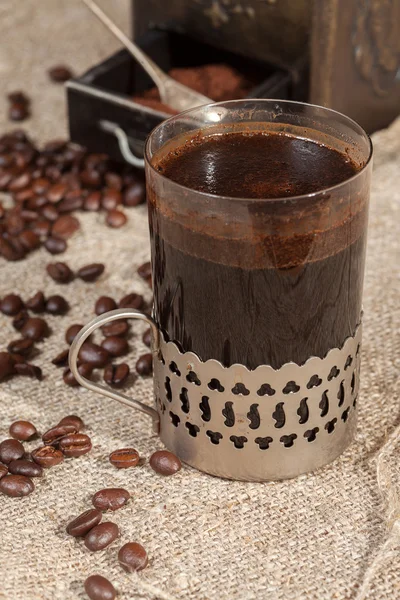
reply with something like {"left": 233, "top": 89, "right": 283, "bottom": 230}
{"left": 69, "top": 309, "right": 362, "bottom": 481}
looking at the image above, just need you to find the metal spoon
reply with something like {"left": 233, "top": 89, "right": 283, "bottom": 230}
{"left": 82, "top": 0, "right": 213, "bottom": 112}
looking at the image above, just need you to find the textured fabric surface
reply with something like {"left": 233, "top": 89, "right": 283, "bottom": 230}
{"left": 0, "top": 2, "right": 399, "bottom": 599}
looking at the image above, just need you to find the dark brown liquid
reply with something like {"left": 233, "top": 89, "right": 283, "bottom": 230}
{"left": 150, "top": 131, "right": 367, "bottom": 369}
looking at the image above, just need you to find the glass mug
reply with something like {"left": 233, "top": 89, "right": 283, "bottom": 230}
{"left": 70, "top": 99, "right": 372, "bottom": 481}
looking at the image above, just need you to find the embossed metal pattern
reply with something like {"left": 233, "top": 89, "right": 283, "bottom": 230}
{"left": 154, "top": 325, "right": 362, "bottom": 481}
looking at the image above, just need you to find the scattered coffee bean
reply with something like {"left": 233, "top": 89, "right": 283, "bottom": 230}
{"left": 46, "top": 295, "right": 69, "bottom": 314}
{"left": 142, "top": 328, "right": 152, "bottom": 348}
{"left": 12, "top": 310, "right": 29, "bottom": 331}
{"left": 95, "top": 296, "right": 117, "bottom": 316}
{"left": 101, "top": 336, "right": 128, "bottom": 357}
{"left": 9, "top": 103, "right": 29, "bottom": 122}
{"left": 149, "top": 450, "right": 182, "bottom": 476}
{"left": 109, "top": 448, "right": 139, "bottom": 469}
{"left": 84, "top": 522, "right": 119, "bottom": 552}
{"left": 137, "top": 261, "right": 152, "bottom": 281}
{"left": 84, "top": 574, "right": 116, "bottom": 600}
{"left": 59, "top": 433, "right": 92, "bottom": 457}
{"left": 0, "top": 474, "right": 34, "bottom": 497}
{"left": 101, "top": 188, "right": 121, "bottom": 211}
{"left": 9, "top": 420, "right": 37, "bottom": 441}
{"left": 0, "top": 293, "right": 24, "bottom": 315}
{"left": 123, "top": 181, "right": 145, "bottom": 206}
{"left": 77, "top": 263, "right": 105, "bottom": 282}
{"left": 9, "top": 172, "right": 31, "bottom": 192}
{"left": 78, "top": 343, "right": 110, "bottom": 368}
{"left": 31, "top": 445, "right": 64, "bottom": 468}
{"left": 0, "top": 464, "right": 8, "bottom": 479}
{"left": 42, "top": 424, "right": 77, "bottom": 446}
{"left": 41, "top": 203, "right": 59, "bottom": 221}
{"left": 10, "top": 352, "right": 26, "bottom": 364}
{"left": 103, "top": 363, "right": 129, "bottom": 387}
{"left": 47, "top": 262, "right": 74, "bottom": 283}
{"left": 65, "top": 324, "right": 83, "bottom": 345}
{"left": 52, "top": 348, "right": 69, "bottom": 367}
{"left": 14, "top": 362, "right": 42, "bottom": 380}
{"left": 135, "top": 353, "right": 153, "bottom": 376}
{"left": 7, "top": 338, "right": 33, "bottom": 357}
{"left": 52, "top": 215, "right": 80, "bottom": 239}
{"left": 8, "top": 91, "right": 30, "bottom": 105}
{"left": 84, "top": 191, "right": 101, "bottom": 211}
{"left": 58, "top": 415, "right": 85, "bottom": 431}
{"left": 44, "top": 236, "right": 67, "bottom": 254}
{"left": 118, "top": 542, "right": 148, "bottom": 572}
{"left": 0, "top": 351, "right": 15, "bottom": 381}
{"left": 63, "top": 363, "right": 93, "bottom": 387}
{"left": 21, "top": 317, "right": 48, "bottom": 340}
{"left": 47, "top": 182, "right": 67, "bottom": 203}
{"left": 8, "top": 459, "right": 43, "bottom": 477}
{"left": 48, "top": 65, "right": 73, "bottom": 82}
{"left": 18, "top": 229, "right": 41, "bottom": 251}
{"left": 106, "top": 209, "right": 127, "bottom": 228}
{"left": 118, "top": 293, "right": 144, "bottom": 310}
{"left": 26, "top": 291, "right": 46, "bottom": 313}
{"left": 0, "top": 439, "right": 25, "bottom": 464}
{"left": 92, "top": 488, "right": 130, "bottom": 512}
{"left": 66, "top": 508, "right": 102, "bottom": 537}
{"left": 101, "top": 320, "right": 128, "bottom": 338}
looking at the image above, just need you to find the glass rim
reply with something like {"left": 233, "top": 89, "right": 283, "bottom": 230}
{"left": 144, "top": 98, "right": 373, "bottom": 203}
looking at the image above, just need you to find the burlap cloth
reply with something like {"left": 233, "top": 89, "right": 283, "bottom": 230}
{"left": 0, "top": 2, "right": 399, "bottom": 599}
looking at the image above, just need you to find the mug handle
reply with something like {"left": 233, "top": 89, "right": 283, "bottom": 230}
{"left": 68, "top": 308, "right": 160, "bottom": 433}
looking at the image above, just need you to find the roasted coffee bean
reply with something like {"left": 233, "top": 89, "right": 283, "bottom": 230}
{"left": 65, "top": 324, "right": 83, "bottom": 345}
{"left": 8, "top": 459, "right": 43, "bottom": 477}
{"left": 26, "top": 291, "right": 46, "bottom": 313}
{"left": 30, "top": 219, "right": 51, "bottom": 239}
{"left": 32, "top": 177, "right": 50, "bottom": 195}
{"left": 48, "top": 65, "right": 73, "bottom": 82}
{"left": 6, "top": 212, "right": 25, "bottom": 235}
{"left": 12, "top": 310, "right": 29, "bottom": 331}
{"left": 137, "top": 261, "right": 152, "bottom": 281}
{"left": 42, "top": 424, "right": 77, "bottom": 446}
{"left": 101, "top": 320, "right": 128, "bottom": 338}
{"left": 63, "top": 363, "right": 93, "bottom": 387}
{"left": 21, "top": 317, "right": 48, "bottom": 340}
{"left": 77, "top": 263, "right": 105, "bottom": 282}
{"left": 21, "top": 209, "right": 39, "bottom": 222}
{"left": 7, "top": 91, "right": 30, "bottom": 105}
{"left": 135, "top": 353, "right": 153, "bottom": 376}
{"left": 0, "top": 474, "right": 34, "bottom": 497}
{"left": 83, "top": 191, "right": 101, "bottom": 211}
{"left": 101, "top": 336, "right": 128, "bottom": 357}
{"left": 0, "top": 293, "right": 24, "bottom": 315}
{"left": 95, "top": 296, "right": 117, "bottom": 316}
{"left": 47, "top": 182, "right": 67, "bottom": 203}
{"left": 45, "top": 165, "right": 62, "bottom": 181}
{"left": 0, "top": 236, "right": 24, "bottom": 261}
{"left": 51, "top": 348, "right": 69, "bottom": 367}
{"left": 58, "top": 415, "right": 85, "bottom": 431}
{"left": 118, "top": 293, "right": 143, "bottom": 310}
{"left": 123, "top": 181, "right": 145, "bottom": 206}
{"left": 8, "top": 172, "right": 31, "bottom": 192}
{"left": 84, "top": 522, "right": 119, "bottom": 552}
{"left": 149, "top": 450, "right": 181, "bottom": 476}
{"left": 66, "top": 508, "right": 102, "bottom": 537}
{"left": 14, "top": 362, "right": 42, "bottom": 380}
{"left": 0, "top": 439, "right": 24, "bottom": 464}
{"left": 106, "top": 209, "right": 127, "bottom": 228}
{"left": 104, "top": 363, "right": 129, "bottom": 387}
{"left": 59, "top": 433, "right": 92, "bottom": 457}
{"left": 52, "top": 215, "right": 80, "bottom": 239}
{"left": 43, "top": 138, "right": 67, "bottom": 153}
{"left": 92, "top": 488, "right": 130, "bottom": 512}
{"left": 9, "top": 352, "right": 26, "bottom": 365}
{"left": 142, "top": 328, "right": 152, "bottom": 348}
{"left": 118, "top": 542, "right": 148, "bottom": 572}
{"left": 101, "top": 189, "right": 121, "bottom": 211}
{"left": 0, "top": 171, "right": 13, "bottom": 191}
{"left": 9, "top": 103, "right": 29, "bottom": 122}
{"left": 44, "top": 236, "right": 67, "bottom": 254}
{"left": 80, "top": 168, "right": 102, "bottom": 189}
{"left": 41, "top": 203, "right": 59, "bottom": 221}
{"left": 9, "top": 420, "right": 37, "bottom": 441}
{"left": 58, "top": 194, "right": 83, "bottom": 213}
{"left": 31, "top": 445, "right": 64, "bottom": 468}
{"left": 109, "top": 448, "right": 139, "bottom": 469}
{"left": 78, "top": 343, "right": 110, "bottom": 368}
{"left": 18, "top": 229, "right": 40, "bottom": 251}
{"left": 27, "top": 196, "right": 48, "bottom": 211}
{"left": 46, "top": 262, "right": 74, "bottom": 283}
{"left": 84, "top": 575, "right": 116, "bottom": 600}
{"left": 0, "top": 464, "right": 8, "bottom": 479}
{"left": 105, "top": 172, "right": 122, "bottom": 190}
{"left": 7, "top": 338, "right": 33, "bottom": 357}
{"left": 6, "top": 235, "right": 26, "bottom": 259}
{"left": 46, "top": 295, "right": 69, "bottom": 315}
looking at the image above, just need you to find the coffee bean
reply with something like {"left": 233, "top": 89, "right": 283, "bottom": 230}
{"left": 46, "top": 295, "right": 69, "bottom": 315}
{"left": 118, "top": 542, "right": 148, "bottom": 572}
{"left": 135, "top": 353, "right": 153, "bottom": 376}
{"left": 95, "top": 296, "right": 117, "bottom": 316}
{"left": 9, "top": 103, "right": 29, "bottom": 122}
{"left": 92, "top": 488, "right": 130, "bottom": 512}
{"left": 9, "top": 352, "right": 26, "bottom": 364}
{"left": 48, "top": 65, "right": 73, "bottom": 82}
{"left": 21, "top": 209, "right": 39, "bottom": 222}
{"left": 0, "top": 236, "right": 24, "bottom": 261}
{"left": 101, "top": 336, "right": 128, "bottom": 357}
{"left": 83, "top": 191, "right": 101, "bottom": 211}
{"left": 52, "top": 215, "right": 80, "bottom": 239}
{"left": 84, "top": 575, "right": 116, "bottom": 600}
{"left": 0, "top": 439, "right": 24, "bottom": 464}
{"left": 58, "top": 194, "right": 83, "bottom": 213}
{"left": 105, "top": 172, "right": 122, "bottom": 190}
{"left": 7, "top": 91, "right": 30, "bottom": 105}
{"left": 84, "top": 522, "right": 119, "bottom": 552}
{"left": 14, "top": 362, "right": 42, "bottom": 380}
{"left": 118, "top": 293, "right": 144, "bottom": 310}
{"left": 149, "top": 450, "right": 181, "bottom": 476}
{"left": 6, "top": 211, "right": 25, "bottom": 235}
{"left": 8, "top": 172, "right": 31, "bottom": 192}
{"left": 106, "top": 209, "right": 127, "bottom": 228}
{"left": 12, "top": 310, "right": 29, "bottom": 331}
{"left": 43, "top": 138, "right": 67, "bottom": 153}
{"left": 0, "top": 293, "right": 24, "bottom": 315}
{"left": 18, "top": 229, "right": 41, "bottom": 251}
{"left": 77, "top": 263, "right": 105, "bottom": 282}
{"left": 0, "top": 352, "right": 16, "bottom": 381}
{"left": 32, "top": 177, "right": 50, "bottom": 195}
{"left": 109, "top": 448, "right": 139, "bottom": 469}
{"left": 21, "top": 317, "right": 48, "bottom": 340}
{"left": 41, "top": 203, "right": 59, "bottom": 221}
{"left": 101, "top": 189, "right": 121, "bottom": 211}
{"left": 26, "top": 291, "right": 46, "bottom": 313}
{"left": 78, "top": 343, "right": 110, "bottom": 368}
{"left": 44, "top": 236, "right": 67, "bottom": 254}
{"left": 81, "top": 168, "right": 102, "bottom": 189}
{"left": 0, "top": 474, "right": 34, "bottom": 497}
{"left": 8, "top": 459, "right": 43, "bottom": 477}
{"left": 59, "top": 433, "right": 92, "bottom": 458}
{"left": 63, "top": 363, "right": 93, "bottom": 386}
{"left": 47, "top": 182, "right": 67, "bottom": 203}
{"left": 46, "top": 262, "right": 74, "bottom": 283}
{"left": 103, "top": 363, "right": 129, "bottom": 387}
{"left": 65, "top": 324, "right": 83, "bottom": 344}
{"left": 9, "top": 420, "right": 37, "bottom": 441}
{"left": 42, "top": 424, "right": 77, "bottom": 446}
{"left": 101, "top": 320, "right": 128, "bottom": 338}
{"left": 66, "top": 508, "right": 102, "bottom": 537}
{"left": 58, "top": 415, "right": 85, "bottom": 431}
{"left": 7, "top": 338, "right": 33, "bottom": 357}
{"left": 0, "top": 464, "right": 8, "bottom": 479}
{"left": 31, "top": 445, "right": 64, "bottom": 468}
{"left": 51, "top": 348, "right": 69, "bottom": 367}
{"left": 142, "top": 328, "right": 152, "bottom": 348}
{"left": 137, "top": 261, "right": 152, "bottom": 281}
{"left": 123, "top": 181, "right": 145, "bottom": 206}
